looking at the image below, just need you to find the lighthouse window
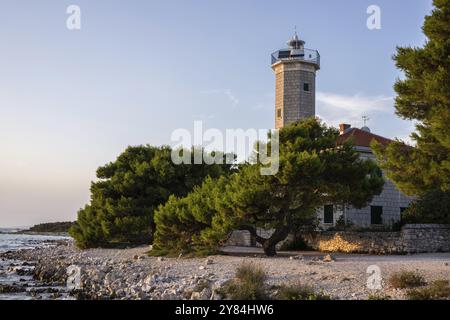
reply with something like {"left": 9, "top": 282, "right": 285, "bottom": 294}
{"left": 303, "top": 83, "right": 310, "bottom": 91}
{"left": 278, "top": 50, "right": 290, "bottom": 59}
{"left": 277, "top": 109, "right": 282, "bottom": 118}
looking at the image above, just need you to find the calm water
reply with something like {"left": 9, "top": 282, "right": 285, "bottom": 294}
{"left": 0, "top": 232, "right": 71, "bottom": 300}
{"left": 0, "top": 233, "right": 68, "bottom": 252}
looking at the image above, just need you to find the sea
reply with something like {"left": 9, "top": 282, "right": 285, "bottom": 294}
{"left": 0, "top": 229, "right": 71, "bottom": 300}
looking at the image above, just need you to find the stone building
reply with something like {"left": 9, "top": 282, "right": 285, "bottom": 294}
{"left": 317, "top": 124, "right": 413, "bottom": 228}
{"left": 272, "top": 33, "right": 412, "bottom": 228}
{"left": 271, "top": 32, "right": 320, "bottom": 129}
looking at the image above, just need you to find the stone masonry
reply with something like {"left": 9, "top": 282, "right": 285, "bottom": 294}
{"left": 303, "top": 224, "right": 450, "bottom": 254}
{"left": 273, "top": 61, "right": 317, "bottom": 129}
{"left": 342, "top": 148, "right": 412, "bottom": 227}
{"left": 226, "top": 224, "right": 450, "bottom": 254}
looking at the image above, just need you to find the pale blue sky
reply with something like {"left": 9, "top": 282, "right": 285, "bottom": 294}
{"left": 0, "top": 0, "right": 432, "bottom": 227}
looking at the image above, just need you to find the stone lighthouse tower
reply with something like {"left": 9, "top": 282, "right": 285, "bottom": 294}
{"left": 271, "top": 32, "right": 320, "bottom": 129}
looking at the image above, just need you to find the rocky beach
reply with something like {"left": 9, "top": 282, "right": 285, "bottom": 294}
{"left": 1, "top": 238, "right": 449, "bottom": 300}
{"left": 0, "top": 233, "right": 71, "bottom": 300}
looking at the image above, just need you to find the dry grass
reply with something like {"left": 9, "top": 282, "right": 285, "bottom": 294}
{"left": 407, "top": 280, "right": 450, "bottom": 300}
{"left": 220, "top": 262, "right": 268, "bottom": 300}
{"left": 367, "top": 293, "right": 391, "bottom": 300}
{"left": 276, "top": 283, "right": 331, "bottom": 300}
{"left": 388, "top": 271, "right": 426, "bottom": 289}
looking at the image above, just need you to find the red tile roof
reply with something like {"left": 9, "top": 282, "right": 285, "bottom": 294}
{"left": 336, "top": 128, "right": 392, "bottom": 148}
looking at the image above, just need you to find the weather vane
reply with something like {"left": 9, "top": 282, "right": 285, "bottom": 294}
{"left": 362, "top": 115, "right": 370, "bottom": 126}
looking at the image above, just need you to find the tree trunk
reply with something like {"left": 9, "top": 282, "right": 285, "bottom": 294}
{"left": 241, "top": 223, "right": 291, "bottom": 257}
{"left": 262, "top": 240, "right": 277, "bottom": 256}
{"left": 149, "top": 219, "right": 156, "bottom": 243}
{"left": 261, "top": 225, "right": 291, "bottom": 256}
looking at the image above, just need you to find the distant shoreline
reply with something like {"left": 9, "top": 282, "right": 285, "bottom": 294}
{"left": 0, "top": 222, "right": 75, "bottom": 236}
{"left": 11, "top": 231, "right": 71, "bottom": 237}
{"left": 0, "top": 229, "right": 70, "bottom": 237}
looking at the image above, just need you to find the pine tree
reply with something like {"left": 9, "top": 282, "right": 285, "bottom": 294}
{"left": 70, "top": 145, "right": 232, "bottom": 248}
{"left": 153, "top": 119, "right": 384, "bottom": 256}
{"left": 373, "top": 0, "right": 450, "bottom": 195}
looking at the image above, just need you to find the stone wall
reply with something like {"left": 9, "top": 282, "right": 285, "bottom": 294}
{"left": 303, "top": 224, "right": 450, "bottom": 254}
{"left": 225, "top": 229, "right": 292, "bottom": 250}
{"left": 401, "top": 224, "right": 450, "bottom": 253}
{"left": 226, "top": 225, "right": 450, "bottom": 254}
{"left": 225, "top": 230, "right": 254, "bottom": 247}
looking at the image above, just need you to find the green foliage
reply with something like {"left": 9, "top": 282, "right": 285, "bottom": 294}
{"left": 327, "top": 215, "right": 355, "bottom": 231}
{"left": 219, "top": 263, "right": 268, "bottom": 300}
{"left": 70, "top": 145, "right": 232, "bottom": 249}
{"left": 407, "top": 280, "right": 450, "bottom": 300}
{"left": 373, "top": 0, "right": 450, "bottom": 195}
{"left": 24, "top": 222, "right": 75, "bottom": 233}
{"left": 151, "top": 176, "right": 230, "bottom": 256}
{"left": 220, "top": 118, "right": 384, "bottom": 256}
{"left": 401, "top": 190, "right": 450, "bottom": 224}
{"left": 153, "top": 118, "right": 384, "bottom": 256}
{"left": 276, "top": 283, "right": 331, "bottom": 300}
{"left": 388, "top": 271, "right": 426, "bottom": 289}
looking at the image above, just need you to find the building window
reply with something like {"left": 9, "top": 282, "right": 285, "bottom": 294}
{"left": 371, "top": 206, "right": 383, "bottom": 225}
{"left": 303, "top": 83, "right": 310, "bottom": 92}
{"left": 324, "top": 205, "right": 333, "bottom": 224}
{"left": 277, "top": 109, "right": 282, "bottom": 118}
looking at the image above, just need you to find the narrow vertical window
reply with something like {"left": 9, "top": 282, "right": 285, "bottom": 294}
{"left": 371, "top": 206, "right": 383, "bottom": 225}
{"left": 324, "top": 205, "right": 334, "bottom": 224}
{"left": 303, "top": 83, "right": 310, "bottom": 91}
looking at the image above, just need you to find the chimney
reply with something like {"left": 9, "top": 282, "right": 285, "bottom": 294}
{"left": 339, "top": 123, "right": 351, "bottom": 135}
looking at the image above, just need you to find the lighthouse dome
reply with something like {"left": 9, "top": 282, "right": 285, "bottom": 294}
{"left": 287, "top": 33, "right": 305, "bottom": 50}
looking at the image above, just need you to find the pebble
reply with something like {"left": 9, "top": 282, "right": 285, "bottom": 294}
{"left": 3, "top": 238, "right": 448, "bottom": 301}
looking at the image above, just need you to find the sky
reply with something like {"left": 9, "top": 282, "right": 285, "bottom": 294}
{"left": 0, "top": 0, "right": 433, "bottom": 227}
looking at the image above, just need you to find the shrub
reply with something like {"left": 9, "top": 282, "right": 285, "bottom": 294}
{"left": 367, "top": 294, "right": 391, "bottom": 300}
{"left": 407, "top": 280, "right": 450, "bottom": 300}
{"left": 388, "top": 271, "right": 426, "bottom": 289}
{"left": 219, "top": 263, "right": 268, "bottom": 300}
{"left": 330, "top": 216, "right": 353, "bottom": 231}
{"left": 276, "top": 283, "right": 331, "bottom": 300}
{"left": 279, "top": 234, "right": 312, "bottom": 251}
{"left": 401, "top": 190, "right": 450, "bottom": 224}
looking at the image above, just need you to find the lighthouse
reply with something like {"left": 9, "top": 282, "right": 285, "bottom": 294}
{"left": 271, "top": 32, "right": 320, "bottom": 129}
